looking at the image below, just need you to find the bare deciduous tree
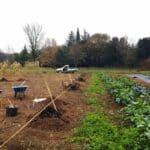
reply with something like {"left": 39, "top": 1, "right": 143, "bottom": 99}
{"left": 43, "top": 38, "right": 57, "bottom": 48}
{"left": 23, "top": 23, "right": 44, "bottom": 61}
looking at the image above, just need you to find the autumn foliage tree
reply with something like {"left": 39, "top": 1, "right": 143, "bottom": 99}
{"left": 39, "top": 46, "right": 58, "bottom": 67}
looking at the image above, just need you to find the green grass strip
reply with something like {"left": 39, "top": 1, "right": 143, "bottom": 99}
{"left": 72, "top": 73, "right": 140, "bottom": 150}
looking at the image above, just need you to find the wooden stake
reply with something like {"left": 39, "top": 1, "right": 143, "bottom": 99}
{"left": 0, "top": 91, "right": 3, "bottom": 109}
{"left": 44, "top": 79, "right": 57, "bottom": 111}
{"left": 0, "top": 98, "right": 2, "bottom": 109}
{"left": 20, "top": 81, "right": 26, "bottom": 86}
{"left": 7, "top": 99, "right": 14, "bottom": 107}
{"left": 68, "top": 74, "right": 73, "bottom": 84}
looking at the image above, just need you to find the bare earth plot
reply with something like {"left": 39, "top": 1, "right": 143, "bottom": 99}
{"left": 0, "top": 73, "right": 91, "bottom": 149}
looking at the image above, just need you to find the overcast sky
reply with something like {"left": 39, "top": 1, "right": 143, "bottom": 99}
{"left": 0, "top": 0, "right": 150, "bottom": 53}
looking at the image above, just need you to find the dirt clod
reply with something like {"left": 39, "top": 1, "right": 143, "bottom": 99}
{"left": 16, "top": 78, "right": 26, "bottom": 82}
{"left": 75, "top": 73, "right": 86, "bottom": 82}
{"left": 0, "top": 77, "right": 9, "bottom": 82}
{"left": 39, "top": 107, "right": 61, "bottom": 118}
{"left": 62, "top": 81, "right": 80, "bottom": 90}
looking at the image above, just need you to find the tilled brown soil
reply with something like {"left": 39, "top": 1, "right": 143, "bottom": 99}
{"left": 29, "top": 99, "right": 70, "bottom": 131}
{"left": 0, "top": 73, "right": 91, "bottom": 149}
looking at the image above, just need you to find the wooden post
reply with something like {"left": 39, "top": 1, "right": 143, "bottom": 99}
{"left": 44, "top": 79, "right": 57, "bottom": 111}
{"left": 7, "top": 99, "right": 14, "bottom": 107}
{"left": 0, "top": 90, "right": 3, "bottom": 109}
{"left": 68, "top": 74, "right": 73, "bottom": 84}
{"left": 20, "top": 81, "right": 26, "bottom": 86}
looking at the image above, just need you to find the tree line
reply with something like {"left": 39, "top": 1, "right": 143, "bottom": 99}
{"left": 39, "top": 28, "right": 150, "bottom": 69}
{"left": 0, "top": 23, "right": 150, "bottom": 69}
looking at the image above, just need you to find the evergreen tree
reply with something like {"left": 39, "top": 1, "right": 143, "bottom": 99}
{"left": 76, "top": 28, "right": 81, "bottom": 43}
{"left": 103, "top": 37, "right": 124, "bottom": 66}
{"left": 137, "top": 38, "right": 150, "bottom": 61}
{"left": 81, "top": 29, "right": 90, "bottom": 43}
{"left": 55, "top": 46, "right": 73, "bottom": 67}
{"left": 14, "top": 45, "right": 29, "bottom": 67}
{"left": 67, "top": 31, "right": 75, "bottom": 47}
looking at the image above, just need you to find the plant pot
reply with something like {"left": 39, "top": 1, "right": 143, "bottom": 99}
{"left": 6, "top": 106, "right": 18, "bottom": 117}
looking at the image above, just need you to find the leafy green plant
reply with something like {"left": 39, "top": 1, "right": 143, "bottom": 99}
{"left": 73, "top": 113, "right": 139, "bottom": 150}
{"left": 100, "top": 73, "right": 137, "bottom": 105}
{"left": 99, "top": 73, "right": 150, "bottom": 149}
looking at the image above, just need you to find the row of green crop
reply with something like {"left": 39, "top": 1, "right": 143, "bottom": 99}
{"left": 99, "top": 73, "right": 150, "bottom": 149}
{"left": 73, "top": 73, "right": 141, "bottom": 150}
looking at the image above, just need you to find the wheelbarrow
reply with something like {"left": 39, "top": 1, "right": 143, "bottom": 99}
{"left": 12, "top": 85, "right": 28, "bottom": 99}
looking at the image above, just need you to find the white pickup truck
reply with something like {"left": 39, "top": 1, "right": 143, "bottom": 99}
{"left": 56, "top": 65, "right": 79, "bottom": 73}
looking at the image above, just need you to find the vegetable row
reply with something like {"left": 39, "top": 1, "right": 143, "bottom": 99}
{"left": 99, "top": 73, "right": 150, "bottom": 147}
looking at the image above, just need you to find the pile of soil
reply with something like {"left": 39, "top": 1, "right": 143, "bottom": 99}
{"left": 62, "top": 81, "right": 80, "bottom": 90}
{"left": 75, "top": 73, "right": 86, "bottom": 82}
{"left": 30, "top": 117, "right": 67, "bottom": 131}
{"left": 0, "top": 77, "right": 9, "bottom": 82}
{"left": 29, "top": 99, "right": 70, "bottom": 131}
{"left": 16, "top": 78, "right": 26, "bottom": 82}
{"left": 39, "top": 107, "right": 61, "bottom": 118}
